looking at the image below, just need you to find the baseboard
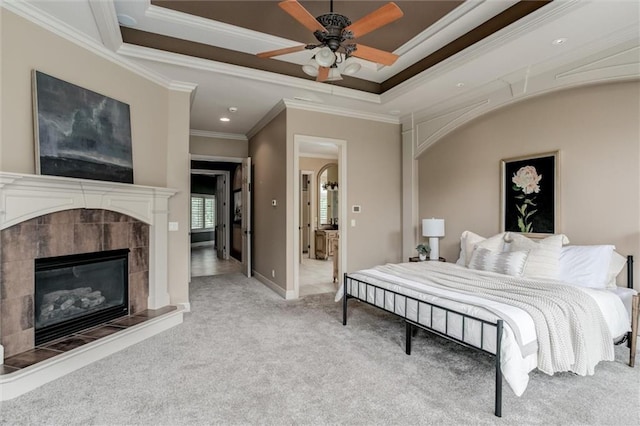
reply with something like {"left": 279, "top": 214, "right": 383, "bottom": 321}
{"left": 176, "top": 302, "right": 191, "bottom": 312}
{"left": 252, "top": 270, "right": 296, "bottom": 299}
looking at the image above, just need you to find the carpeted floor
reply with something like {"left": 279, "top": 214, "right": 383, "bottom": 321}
{"left": 1, "top": 273, "right": 638, "bottom": 425}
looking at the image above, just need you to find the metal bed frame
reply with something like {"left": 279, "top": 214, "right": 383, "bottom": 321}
{"left": 342, "top": 255, "right": 637, "bottom": 418}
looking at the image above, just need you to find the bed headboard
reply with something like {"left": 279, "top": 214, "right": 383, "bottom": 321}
{"left": 628, "top": 255, "right": 634, "bottom": 289}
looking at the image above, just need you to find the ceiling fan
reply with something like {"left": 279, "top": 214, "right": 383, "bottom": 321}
{"left": 257, "top": 0, "right": 403, "bottom": 82}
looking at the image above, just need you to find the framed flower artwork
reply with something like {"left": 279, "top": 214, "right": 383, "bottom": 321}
{"left": 501, "top": 152, "right": 558, "bottom": 236}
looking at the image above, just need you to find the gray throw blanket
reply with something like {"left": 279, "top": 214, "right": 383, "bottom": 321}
{"left": 366, "top": 262, "right": 614, "bottom": 376}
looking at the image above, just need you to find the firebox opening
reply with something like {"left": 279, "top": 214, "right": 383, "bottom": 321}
{"left": 34, "top": 249, "right": 130, "bottom": 345}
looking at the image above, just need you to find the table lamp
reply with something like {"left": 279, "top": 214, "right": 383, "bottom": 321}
{"left": 422, "top": 218, "right": 445, "bottom": 261}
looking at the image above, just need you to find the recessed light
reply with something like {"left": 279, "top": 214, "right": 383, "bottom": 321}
{"left": 220, "top": 117, "right": 230, "bottom": 122}
{"left": 552, "top": 38, "right": 567, "bottom": 45}
{"left": 116, "top": 14, "right": 137, "bottom": 26}
{"left": 456, "top": 82, "right": 465, "bottom": 88}
{"left": 228, "top": 107, "right": 238, "bottom": 113}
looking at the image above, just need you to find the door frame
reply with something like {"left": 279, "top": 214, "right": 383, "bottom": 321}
{"left": 190, "top": 169, "right": 230, "bottom": 261}
{"left": 293, "top": 135, "right": 347, "bottom": 299}
{"left": 299, "top": 170, "right": 315, "bottom": 262}
{"left": 241, "top": 157, "right": 252, "bottom": 277}
{"left": 189, "top": 154, "right": 244, "bottom": 279}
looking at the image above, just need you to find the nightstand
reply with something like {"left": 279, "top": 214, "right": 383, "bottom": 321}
{"left": 409, "top": 256, "right": 446, "bottom": 262}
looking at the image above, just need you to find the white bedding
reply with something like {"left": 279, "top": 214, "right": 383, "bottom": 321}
{"left": 337, "top": 262, "right": 630, "bottom": 397}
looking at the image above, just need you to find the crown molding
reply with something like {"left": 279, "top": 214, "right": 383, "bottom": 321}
{"left": 144, "top": 3, "right": 292, "bottom": 49}
{"left": 246, "top": 97, "right": 400, "bottom": 141}
{"left": 246, "top": 100, "right": 288, "bottom": 140}
{"left": 88, "top": 0, "right": 122, "bottom": 52}
{"left": 410, "top": 39, "right": 640, "bottom": 158}
{"left": 249, "top": 99, "right": 399, "bottom": 141}
{"left": 283, "top": 99, "right": 400, "bottom": 125}
{"left": 190, "top": 130, "right": 248, "bottom": 141}
{"left": 168, "top": 80, "right": 198, "bottom": 93}
{"left": 381, "top": 0, "right": 582, "bottom": 104}
{"left": 1, "top": 0, "right": 193, "bottom": 94}
{"left": 373, "top": 0, "right": 517, "bottom": 81}
{"left": 116, "top": 44, "right": 381, "bottom": 105}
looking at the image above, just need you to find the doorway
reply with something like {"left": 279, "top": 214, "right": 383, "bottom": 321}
{"left": 293, "top": 136, "right": 347, "bottom": 298}
{"left": 190, "top": 156, "right": 251, "bottom": 278}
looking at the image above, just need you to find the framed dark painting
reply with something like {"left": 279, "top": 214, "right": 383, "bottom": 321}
{"left": 501, "top": 152, "right": 558, "bottom": 236}
{"left": 32, "top": 70, "right": 134, "bottom": 184}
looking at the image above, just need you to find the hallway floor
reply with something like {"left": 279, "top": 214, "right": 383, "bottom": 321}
{"left": 299, "top": 255, "right": 335, "bottom": 297}
{"left": 191, "top": 246, "right": 335, "bottom": 298}
{"left": 190, "top": 245, "right": 241, "bottom": 277}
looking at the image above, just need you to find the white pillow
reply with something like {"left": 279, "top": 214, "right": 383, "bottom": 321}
{"left": 507, "top": 233, "right": 569, "bottom": 279}
{"left": 559, "top": 245, "right": 615, "bottom": 289}
{"left": 468, "top": 247, "right": 529, "bottom": 276}
{"left": 456, "top": 231, "right": 507, "bottom": 267}
{"left": 607, "top": 251, "right": 627, "bottom": 288}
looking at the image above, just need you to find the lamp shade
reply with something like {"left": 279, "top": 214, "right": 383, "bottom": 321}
{"left": 325, "top": 67, "right": 343, "bottom": 81}
{"left": 422, "top": 218, "right": 445, "bottom": 237}
{"left": 302, "top": 59, "right": 319, "bottom": 77}
{"left": 315, "top": 46, "right": 336, "bottom": 67}
{"left": 342, "top": 61, "right": 361, "bottom": 75}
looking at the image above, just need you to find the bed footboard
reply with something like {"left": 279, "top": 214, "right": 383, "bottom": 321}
{"left": 630, "top": 294, "right": 639, "bottom": 368}
{"left": 342, "top": 273, "right": 504, "bottom": 417}
{"left": 626, "top": 255, "right": 637, "bottom": 367}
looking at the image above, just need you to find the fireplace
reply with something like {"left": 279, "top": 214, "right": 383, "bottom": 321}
{"left": 34, "top": 249, "right": 129, "bottom": 345}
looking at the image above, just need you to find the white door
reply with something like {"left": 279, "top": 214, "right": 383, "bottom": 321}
{"left": 215, "top": 174, "right": 226, "bottom": 260}
{"left": 241, "top": 157, "right": 252, "bottom": 277}
{"left": 300, "top": 173, "right": 311, "bottom": 261}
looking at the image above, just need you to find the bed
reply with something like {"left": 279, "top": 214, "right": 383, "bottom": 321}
{"left": 337, "top": 235, "right": 638, "bottom": 417}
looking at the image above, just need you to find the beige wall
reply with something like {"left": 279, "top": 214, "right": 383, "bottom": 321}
{"left": 190, "top": 135, "right": 248, "bottom": 158}
{"left": 418, "top": 82, "right": 640, "bottom": 286}
{"left": 248, "top": 111, "right": 287, "bottom": 289}
{"left": 1, "top": 11, "right": 169, "bottom": 187}
{"left": 288, "top": 110, "right": 402, "bottom": 278}
{"left": 1, "top": 10, "right": 192, "bottom": 302}
{"left": 166, "top": 90, "right": 192, "bottom": 304}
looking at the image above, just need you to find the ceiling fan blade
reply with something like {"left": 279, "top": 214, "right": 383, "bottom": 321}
{"left": 257, "top": 45, "right": 307, "bottom": 59}
{"left": 344, "top": 2, "right": 403, "bottom": 39}
{"left": 352, "top": 44, "right": 399, "bottom": 66}
{"left": 279, "top": 0, "right": 327, "bottom": 33}
{"left": 316, "top": 66, "right": 329, "bottom": 82}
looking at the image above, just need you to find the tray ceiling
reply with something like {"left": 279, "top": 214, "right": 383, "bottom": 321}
{"left": 120, "top": 1, "right": 550, "bottom": 93}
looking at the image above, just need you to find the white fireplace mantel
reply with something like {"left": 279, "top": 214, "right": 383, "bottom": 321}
{"left": 0, "top": 172, "right": 179, "bottom": 363}
{"left": 0, "top": 172, "right": 176, "bottom": 227}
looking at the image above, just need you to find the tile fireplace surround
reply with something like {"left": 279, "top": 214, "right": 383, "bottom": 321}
{"left": 0, "top": 172, "right": 184, "bottom": 400}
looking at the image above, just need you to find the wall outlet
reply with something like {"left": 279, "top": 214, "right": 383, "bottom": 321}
{"left": 168, "top": 222, "right": 179, "bottom": 231}
{"left": 271, "top": 269, "right": 275, "bottom": 278}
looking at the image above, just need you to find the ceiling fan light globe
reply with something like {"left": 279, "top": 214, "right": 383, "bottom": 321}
{"left": 343, "top": 62, "right": 361, "bottom": 75}
{"left": 315, "top": 46, "right": 336, "bottom": 67}
{"left": 325, "top": 67, "right": 343, "bottom": 82}
{"left": 302, "top": 60, "right": 319, "bottom": 77}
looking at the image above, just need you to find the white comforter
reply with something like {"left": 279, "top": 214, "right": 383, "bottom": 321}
{"left": 336, "top": 262, "right": 630, "bottom": 396}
